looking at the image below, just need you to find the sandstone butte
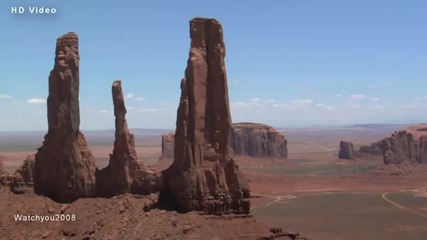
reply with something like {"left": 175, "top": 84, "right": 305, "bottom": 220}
{"left": 382, "top": 124, "right": 427, "bottom": 164}
{"left": 338, "top": 141, "right": 355, "bottom": 160}
{"left": 34, "top": 33, "right": 98, "bottom": 203}
{"left": 161, "top": 18, "right": 251, "bottom": 214}
{"left": 160, "top": 122, "right": 288, "bottom": 161}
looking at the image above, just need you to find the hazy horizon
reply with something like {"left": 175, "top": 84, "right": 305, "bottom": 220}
{"left": 0, "top": 122, "right": 422, "bottom": 133}
{"left": 1, "top": 0, "right": 426, "bottom": 131}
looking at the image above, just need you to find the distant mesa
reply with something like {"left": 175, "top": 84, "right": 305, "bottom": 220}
{"left": 0, "top": 158, "right": 4, "bottom": 175}
{"left": 355, "top": 140, "right": 383, "bottom": 158}
{"left": 15, "top": 154, "right": 35, "bottom": 184}
{"left": 338, "top": 141, "right": 355, "bottom": 160}
{"left": 230, "top": 122, "right": 288, "bottom": 158}
{"left": 159, "top": 132, "right": 175, "bottom": 161}
{"left": 339, "top": 124, "right": 427, "bottom": 164}
{"left": 382, "top": 124, "right": 427, "bottom": 164}
{"left": 160, "top": 122, "right": 288, "bottom": 161}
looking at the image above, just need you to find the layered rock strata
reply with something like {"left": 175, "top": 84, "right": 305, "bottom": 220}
{"left": 230, "top": 123, "right": 287, "bottom": 158}
{"left": 338, "top": 141, "right": 355, "bottom": 160}
{"left": 162, "top": 18, "right": 251, "bottom": 214}
{"left": 34, "top": 33, "right": 97, "bottom": 203}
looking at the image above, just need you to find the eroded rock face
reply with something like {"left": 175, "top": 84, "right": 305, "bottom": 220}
{"left": 160, "top": 123, "right": 288, "bottom": 160}
{"left": 163, "top": 18, "right": 250, "bottom": 214}
{"left": 34, "top": 33, "right": 97, "bottom": 203}
{"left": 230, "top": 123, "right": 287, "bottom": 158}
{"left": 356, "top": 141, "right": 383, "bottom": 157}
{"left": 382, "top": 129, "right": 427, "bottom": 164}
{"left": 96, "top": 80, "right": 160, "bottom": 197}
{"left": 96, "top": 80, "right": 143, "bottom": 197}
{"left": 159, "top": 132, "right": 175, "bottom": 161}
{"left": 15, "top": 155, "right": 35, "bottom": 183}
{"left": 0, "top": 159, "right": 4, "bottom": 175}
{"left": 338, "top": 141, "right": 355, "bottom": 160}
{"left": 419, "top": 136, "right": 427, "bottom": 163}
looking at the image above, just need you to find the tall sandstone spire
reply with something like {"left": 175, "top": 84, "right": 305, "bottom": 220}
{"left": 34, "top": 33, "right": 97, "bottom": 203}
{"left": 96, "top": 80, "right": 144, "bottom": 197}
{"left": 164, "top": 18, "right": 251, "bottom": 214}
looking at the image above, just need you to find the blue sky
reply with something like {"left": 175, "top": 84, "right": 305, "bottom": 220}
{"left": 0, "top": 0, "right": 426, "bottom": 131}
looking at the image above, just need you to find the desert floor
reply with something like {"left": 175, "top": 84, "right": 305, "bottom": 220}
{"left": 1, "top": 126, "right": 427, "bottom": 239}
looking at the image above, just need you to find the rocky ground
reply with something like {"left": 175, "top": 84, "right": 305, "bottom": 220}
{"left": 0, "top": 187, "right": 277, "bottom": 240}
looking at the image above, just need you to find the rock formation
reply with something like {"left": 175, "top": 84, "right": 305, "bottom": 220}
{"left": 96, "top": 80, "right": 144, "bottom": 196}
{"left": 230, "top": 123, "right": 287, "bottom": 158}
{"left": 159, "top": 132, "right": 175, "bottom": 161}
{"left": 34, "top": 33, "right": 97, "bottom": 203}
{"left": 160, "top": 123, "right": 288, "bottom": 160}
{"left": 355, "top": 140, "right": 383, "bottom": 158}
{"left": 162, "top": 17, "right": 250, "bottom": 214}
{"left": 96, "top": 80, "right": 161, "bottom": 197}
{"left": 382, "top": 125, "right": 427, "bottom": 164}
{"left": 338, "top": 141, "right": 355, "bottom": 160}
{"left": 15, "top": 155, "right": 35, "bottom": 183}
{"left": 0, "top": 159, "right": 4, "bottom": 175}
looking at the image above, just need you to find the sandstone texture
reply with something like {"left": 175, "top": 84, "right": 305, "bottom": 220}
{"left": 162, "top": 18, "right": 250, "bottom": 214}
{"left": 160, "top": 122, "right": 288, "bottom": 160}
{"left": 0, "top": 158, "right": 4, "bottom": 175}
{"left": 338, "top": 141, "right": 355, "bottom": 160}
{"left": 97, "top": 80, "right": 160, "bottom": 197}
{"left": 96, "top": 80, "right": 143, "bottom": 196}
{"left": 34, "top": 33, "right": 97, "bottom": 203}
{"left": 382, "top": 125, "right": 427, "bottom": 164}
{"left": 356, "top": 140, "right": 383, "bottom": 157}
{"left": 230, "top": 122, "right": 287, "bottom": 158}
{"left": 15, "top": 154, "right": 35, "bottom": 183}
{"left": 159, "top": 132, "right": 175, "bottom": 161}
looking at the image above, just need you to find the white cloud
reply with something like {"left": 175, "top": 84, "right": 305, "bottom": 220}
{"left": 0, "top": 94, "right": 12, "bottom": 99}
{"left": 372, "top": 97, "right": 380, "bottom": 101}
{"left": 127, "top": 106, "right": 135, "bottom": 110}
{"left": 125, "top": 93, "right": 134, "bottom": 99}
{"left": 348, "top": 94, "right": 368, "bottom": 100}
{"left": 136, "top": 97, "right": 146, "bottom": 101}
{"left": 264, "top": 99, "right": 277, "bottom": 104}
{"left": 415, "top": 96, "right": 427, "bottom": 101}
{"left": 368, "top": 104, "right": 384, "bottom": 110}
{"left": 27, "top": 98, "right": 46, "bottom": 104}
{"left": 100, "top": 110, "right": 108, "bottom": 113}
{"left": 369, "top": 85, "right": 378, "bottom": 90}
{"left": 336, "top": 94, "right": 342, "bottom": 98}
{"left": 316, "top": 103, "right": 333, "bottom": 110}
{"left": 345, "top": 102, "right": 362, "bottom": 110}
{"left": 398, "top": 104, "right": 414, "bottom": 109}
{"left": 233, "top": 101, "right": 262, "bottom": 108}
{"left": 291, "top": 99, "right": 312, "bottom": 106}
{"left": 232, "top": 80, "right": 240, "bottom": 85}
{"left": 249, "top": 98, "right": 261, "bottom": 102}
{"left": 272, "top": 103, "right": 293, "bottom": 109}
{"left": 162, "top": 102, "right": 171, "bottom": 107}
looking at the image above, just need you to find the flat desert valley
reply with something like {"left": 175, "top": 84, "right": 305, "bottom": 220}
{"left": 2, "top": 124, "right": 427, "bottom": 240}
